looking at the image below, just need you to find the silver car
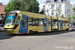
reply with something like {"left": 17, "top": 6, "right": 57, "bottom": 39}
{"left": 69, "top": 25, "right": 75, "bottom": 30}
{"left": 0, "top": 24, "right": 4, "bottom": 31}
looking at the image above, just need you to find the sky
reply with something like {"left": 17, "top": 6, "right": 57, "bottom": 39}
{"left": 0, "top": 0, "right": 75, "bottom": 11}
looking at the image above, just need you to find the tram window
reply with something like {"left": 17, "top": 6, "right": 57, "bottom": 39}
{"left": 38, "top": 19, "right": 44, "bottom": 26}
{"left": 49, "top": 20, "right": 51, "bottom": 26}
{"left": 64, "top": 21, "right": 69, "bottom": 26}
{"left": 15, "top": 16, "right": 19, "bottom": 25}
{"left": 59, "top": 21, "right": 60, "bottom": 26}
{"left": 67, "top": 22, "right": 69, "bottom": 26}
{"left": 39, "top": 21, "right": 43, "bottom": 26}
{"left": 33, "top": 18, "right": 39, "bottom": 26}
{"left": 22, "top": 18, "right": 26, "bottom": 27}
{"left": 63, "top": 22, "right": 65, "bottom": 26}
{"left": 8, "top": 12, "right": 17, "bottom": 16}
{"left": 53, "top": 21, "right": 57, "bottom": 26}
{"left": 60, "top": 22, "right": 63, "bottom": 26}
{"left": 28, "top": 18, "right": 33, "bottom": 26}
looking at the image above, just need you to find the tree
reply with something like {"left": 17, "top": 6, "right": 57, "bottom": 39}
{"left": 72, "top": 4, "right": 75, "bottom": 19}
{"left": 68, "top": 15, "right": 72, "bottom": 24}
{"left": 61, "top": 14, "right": 64, "bottom": 18}
{"left": 5, "top": 0, "right": 39, "bottom": 15}
{"left": 72, "top": 15, "right": 75, "bottom": 19}
{"left": 73, "top": 4, "right": 75, "bottom": 12}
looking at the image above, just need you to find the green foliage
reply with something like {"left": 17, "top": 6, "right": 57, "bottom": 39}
{"left": 72, "top": 4, "right": 75, "bottom": 19}
{"left": 53, "top": 4, "right": 59, "bottom": 11}
{"left": 56, "top": 13, "right": 58, "bottom": 17}
{"left": 61, "top": 14, "right": 64, "bottom": 18}
{"left": 5, "top": 0, "right": 39, "bottom": 15}
{"left": 53, "top": 4, "right": 60, "bottom": 17}
{"left": 72, "top": 15, "right": 75, "bottom": 19}
{"left": 68, "top": 15, "right": 72, "bottom": 24}
{"left": 73, "top": 6, "right": 75, "bottom": 12}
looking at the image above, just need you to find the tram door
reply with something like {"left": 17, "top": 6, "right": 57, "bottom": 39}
{"left": 60, "top": 20, "right": 63, "bottom": 30}
{"left": 44, "top": 17, "right": 49, "bottom": 32}
{"left": 19, "top": 14, "right": 28, "bottom": 33}
{"left": 22, "top": 18, "right": 27, "bottom": 33}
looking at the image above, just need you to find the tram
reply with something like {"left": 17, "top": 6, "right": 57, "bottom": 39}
{"left": 4, "top": 10, "right": 69, "bottom": 34}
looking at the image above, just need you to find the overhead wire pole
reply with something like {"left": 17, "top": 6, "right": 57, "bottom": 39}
{"left": 32, "top": 0, "right": 34, "bottom": 12}
{"left": 32, "top": 2, "right": 33, "bottom": 12}
{"left": 32, "top": 0, "right": 38, "bottom": 13}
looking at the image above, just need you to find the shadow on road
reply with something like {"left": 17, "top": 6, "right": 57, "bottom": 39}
{"left": 0, "top": 32, "right": 15, "bottom": 40}
{"left": 0, "top": 30, "right": 75, "bottom": 40}
{"left": 0, "top": 35, "right": 15, "bottom": 40}
{"left": 19, "top": 30, "right": 75, "bottom": 36}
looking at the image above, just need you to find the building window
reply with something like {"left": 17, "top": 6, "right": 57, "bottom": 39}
{"left": 59, "top": 10, "right": 61, "bottom": 16}
{"left": 51, "top": 10, "right": 54, "bottom": 15}
{"left": 61, "top": 0, "right": 63, "bottom": 2}
{"left": 64, "top": 0, "right": 67, "bottom": 2}
{"left": 59, "top": 4, "right": 61, "bottom": 9}
{"left": 65, "top": 11, "right": 66, "bottom": 14}
{"left": 48, "top": 3, "right": 50, "bottom": 6}
{"left": 47, "top": 0, "right": 52, "bottom": 2}
{"left": 51, "top": 4, "right": 55, "bottom": 9}
{"left": 54, "top": 0, "right": 57, "bottom": 2}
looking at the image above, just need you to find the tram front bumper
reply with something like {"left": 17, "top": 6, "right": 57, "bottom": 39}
{"left": 4, "top": 29, "right": 14, "bottom": 31}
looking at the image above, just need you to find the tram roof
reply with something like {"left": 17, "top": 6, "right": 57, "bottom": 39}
{"left": 15, "top": 11, "right": 51, "bottom": 19}
{"left": 51, "top": 16, "right": 57, "bottom": 19}
{"left": 11, "top": 10, "right": 68, "bottom": 21}
{"left": 58, "top": 17, "right": 69, "bottom": 21}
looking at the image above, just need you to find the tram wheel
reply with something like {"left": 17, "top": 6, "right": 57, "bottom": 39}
{"left": 29, "top": 30, "right": 33, "bottom": 34}
{"left": 36, "top": 31, "right": 38, "bottom": 33}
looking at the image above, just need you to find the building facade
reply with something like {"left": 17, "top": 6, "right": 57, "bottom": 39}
{"left": 44, "top": 0, "right": 73, "bottom": 18}
{"left": 0, "top": 3, "right": 5, "bottom": 24}
{"left": 0, "top": 3, "right": 5, "bottom": 17}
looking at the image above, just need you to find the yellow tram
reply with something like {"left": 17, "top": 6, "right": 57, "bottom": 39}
{"left": 4, "top": 10, "right": 69, "bottom": 34}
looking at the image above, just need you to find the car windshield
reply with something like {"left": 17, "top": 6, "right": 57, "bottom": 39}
{"left": 71, "top": 25, "right": 75, "bottom": 27}
{"left": 0, "top": 24, "right": 4, "bottom": 27}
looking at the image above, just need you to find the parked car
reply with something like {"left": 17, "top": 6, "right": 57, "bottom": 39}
{"left": 0, "top": 24, "right": 4, "bottom": 31}
{"left": 69, "top": 25, "right": 75, "bottom": 30}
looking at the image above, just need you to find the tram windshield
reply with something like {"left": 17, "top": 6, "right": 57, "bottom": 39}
{"left": 5, "top": 12, "right": 17, "bottom": 26}
{"left": 5, "top": 16, "right": 16, "bottom": 26}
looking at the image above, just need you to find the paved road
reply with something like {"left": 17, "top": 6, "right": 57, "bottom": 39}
{"left": 0, "top": 31, "right": 75, "bottom": 50}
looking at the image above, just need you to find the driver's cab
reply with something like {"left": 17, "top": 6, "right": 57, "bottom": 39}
{"left": 4, "top": 12, "right": 19, "bottom": 31}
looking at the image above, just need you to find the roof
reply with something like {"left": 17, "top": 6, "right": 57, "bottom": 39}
{"left": 44, "top": 2, "right": 73, "bottom": 7}
{"left": 15, "top": 11, "right": 51, "bottom": 19}
{"left": 58, "top": 17, "right": 69, "bottom": 21}
{"left": 10, "top": 10, "right": 68, "bottom": 21}
{"left": 51, "top": 16, "right": 57, "bottom": 19}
